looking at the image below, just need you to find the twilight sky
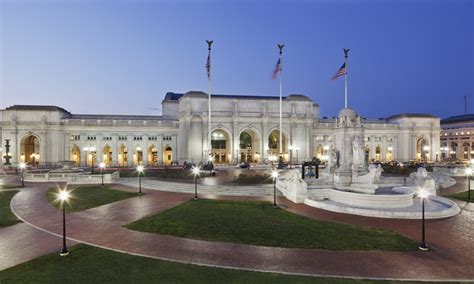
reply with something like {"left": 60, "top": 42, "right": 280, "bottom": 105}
{"left": 0, "top": 0, "right": 472, "bottom": 119}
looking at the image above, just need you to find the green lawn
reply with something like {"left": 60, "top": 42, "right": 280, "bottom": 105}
{"left": 126, "top": 199, "right": 418, "bottom": 251}
{"left": 0, "top": 244, "right": 383, "bottom": 283}
{"left": 47, "top": 186, "right": 139, "bottom": 213}
{"left": 450, "top": 190, "right": 473, "bottom": 202}
{"left": 232, "top": 173, "right": 273, "bottom": 184}
{"left": 0, "top": 190, "right": 21, "bottom": 227}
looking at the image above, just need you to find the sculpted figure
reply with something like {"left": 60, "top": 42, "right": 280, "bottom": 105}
{"left": 352, "top": 136, "right": 365, "bottom": 169}
{"left": 326, "top": 145, "right": 338, "bottom": 173}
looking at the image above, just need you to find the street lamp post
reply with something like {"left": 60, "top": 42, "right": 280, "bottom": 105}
{"left": 295, "top": 147, "right": 299, "bottom": 164}
{"left": 59, "top": 190, "right": 70, "bottom": 256}
{"left": 83, "top": 147, "right": 89, "bottom": 169}
{"left": 466, "top": 167, "right": 472, "bottom": 202}
{"left": 271, "top": 170, "right": 278, "bottom": 207}
{"left": 288, "top": 145, "right": 293, "bottom": 169}
{"left": 90, "top": 147, "right": 96, "bottom": 173}
{"left": 18, "top": 162, "right": 26, "bottom": 187}
{"left": 192, "top": 166, "right": 200, "bottom": 200}
{"left": 99, "top": 162, "right": 106, "bottom": 187}
{"left": 418, "top": 189, "right": 429, "bottom": 251}
{"left": 137, "top": 165, "right": 144, "bottom": 195}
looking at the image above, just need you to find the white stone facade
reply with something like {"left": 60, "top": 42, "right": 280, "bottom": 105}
{"left": 0, "top": 91, "right": 440, "bottom": 167}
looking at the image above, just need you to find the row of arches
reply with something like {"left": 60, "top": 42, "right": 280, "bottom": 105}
{"left": 70, "top": 145, "right": 173, "bottom": 167}
{"left": 314, "top": 138, "right": 431, "bottom": 163}
{"left": 209, "top": 129, "right": 288, "bottom": 164}
{"left": 441, "top": 141, "right": 474, "bottom": 160}
{"left": 314, "top": 144, "right": 394, "bottom": 162}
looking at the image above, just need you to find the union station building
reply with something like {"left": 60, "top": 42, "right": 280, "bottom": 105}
{"left": 0, "top": 91, "right": 441, "bottom": 167}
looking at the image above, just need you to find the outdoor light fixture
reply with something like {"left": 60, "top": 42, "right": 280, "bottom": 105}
{"left": 192, "top": 166, "right": 200, "bottom": 200}
{"left": 136, "top": 165, "right": 144, "bottom": 195}
{"left": 99, "top": 162, "right": 106, "bottom": 187}
{"left": 58, "top": 189, "right": 70, "bottom": 256}
{"left": 418, "top": 188, "right": 430, "bottom": 251}
{"left": 271, "top": 170, "right": 278, "bottom": 207}
{"left": 295, "top": 146, "right": 300, "bottom": 164}
{"left": 466, "top": 167, "right": 472, "bottom": 202}
{"left": 288, "top": 145, "right": 294, "bottom": 168}
{"left": 18, "top": 162, "right": 26, "bottom": 187}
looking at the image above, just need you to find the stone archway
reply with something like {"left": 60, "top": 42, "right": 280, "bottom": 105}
{"left": 103, "top": 145, "right": 113, "bottom": 166}
{"left": 71, "top": 145, "right": 81, "bottom": 166}
{"left": 133, "top": 146, "right": 143, "bottom": 166}
{"left": 118, "top": 145, "right": 128, "bottom": 167}
{"left": 416, "top": 138, "right": 429, "bottom": 161}
{"left": 315, "top": 144, "right": 323, "bottom": 160}
{"left": 148, "top": 145, "right": 158, "bottom": 166}
{"left": 211, "top": 129, "right": 231, "bottom": 164}
{"left": 239, "top": 129, "right": 262, "bottom": 163}
{"left": 267, "top": 129, "right": 288, "bottom": 161}
{"left": 164, "top": 146, "right": 173, "bottom": 166}
{"left": 20, "top": 134, "right": 40, "bottom": 165}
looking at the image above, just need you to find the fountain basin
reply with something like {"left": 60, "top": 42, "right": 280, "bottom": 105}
{"left": 307, "top": 186, "right": 414, "bottom": 209}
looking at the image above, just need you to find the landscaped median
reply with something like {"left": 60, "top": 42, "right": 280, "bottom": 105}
{"left": 0, "top": 190, "right": 21, "bottom": 227}
{"left": 450, "top": 190, "right": 473, "bottom": 202}
{"left": 47, "top": 186, "right": 140, "bottom": 212}
{"left": 126, "top": 199, "right": 419, "bottom": 251}
{"left": 0, "top": 244, "right": 383, "bottom": 283}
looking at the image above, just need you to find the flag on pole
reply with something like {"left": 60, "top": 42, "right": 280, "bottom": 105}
{"left": 331, "top": 62, "right": 347, "bottom": 80}
{"left": 205, "top": 53, "right": 211, "bottom": 79}
{"left": 272, "top": 58, "right": 282, "bottom": 79}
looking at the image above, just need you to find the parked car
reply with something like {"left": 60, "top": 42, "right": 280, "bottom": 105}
{"left": 238, "top": 162, "right": 250, "bottom": 169}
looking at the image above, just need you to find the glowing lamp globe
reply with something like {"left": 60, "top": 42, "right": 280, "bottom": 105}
{"left": 192, "top": 166, "right": 200, "bottom": 176}
{"left": 59, "top": 190, "right": 69, "bottom": 202}
{"left": 418, "top": 189, "right": 429, "bottom": 199}
{"left": 271, "top": 170, "right": 278, "bottom": 179}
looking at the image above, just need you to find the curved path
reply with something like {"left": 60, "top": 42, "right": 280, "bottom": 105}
{"left": 9, "top": 180, "right": 474, "bottom": 281}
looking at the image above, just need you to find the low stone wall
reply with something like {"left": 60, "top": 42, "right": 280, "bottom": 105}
{"left": 276, "top": 177, "right": 307, "bottom": 203}
{"left": 306, "top": 187, "right": 414, "bottom": 209}
{"left": 433, "top": 166, "right": 467, "bottom": 177}
{"left": 24, "top": 172, "right": 119, "bottom": 185}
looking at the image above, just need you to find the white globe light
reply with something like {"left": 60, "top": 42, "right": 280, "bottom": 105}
{"left": 192, "top": 166, "right": 200, "bottom": 176}
{"left": 136, "top": 165, "right": 144, "bottom": 173}
{"left": 466, "top": 168, "right": 473, "bottom": 176}
{"left": 418, "top": 189, "right": 429, "bottom": 199}
{"left": 59, "top": 190, "right": 69, "bottom": 201}
{"left": 271, "top": 170, "right": 278, "bottom": 179}
{"left": 99, "top": 162, "right": 106, "bottom": 169}
{"left": 18, "top": 162, "right": 26, "bottom": 170}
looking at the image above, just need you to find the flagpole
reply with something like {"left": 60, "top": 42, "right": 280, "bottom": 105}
{"left": 206, "top": 40, "right": 213, "bottom": 161}
{"left": 344, "top": 48, "right": 349, "bottom": 108}
{"left": 277, "top": 44, "right": 284, "bottom": 169}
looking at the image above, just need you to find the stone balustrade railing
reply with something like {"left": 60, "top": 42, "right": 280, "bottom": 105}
{"left": 24, "top": 171, "right": 119, "bottom": 185}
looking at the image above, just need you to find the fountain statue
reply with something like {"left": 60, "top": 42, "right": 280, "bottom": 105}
{"left": 275, "top": 107, "right": 460, "bottom": 219}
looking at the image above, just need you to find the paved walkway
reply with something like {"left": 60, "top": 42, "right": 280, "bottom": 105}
{"left": 8, "top": 180, "right": 474, "bottom": 281}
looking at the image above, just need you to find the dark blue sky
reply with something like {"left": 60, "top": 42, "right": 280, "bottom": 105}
{"left": 1, "top": 0, "right": 472, "bottom": 119}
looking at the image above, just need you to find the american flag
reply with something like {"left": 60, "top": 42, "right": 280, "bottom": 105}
{"left": 331, "top": 62, "right": 347, "bottom": 80}
{"left": 205, "top": 53, "right": 211, "bottom": 79}
{"left": 272, "top": 58, "right": 282, "bottom": 79}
